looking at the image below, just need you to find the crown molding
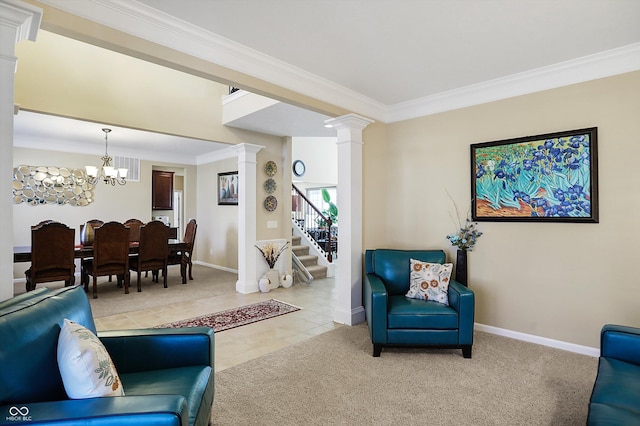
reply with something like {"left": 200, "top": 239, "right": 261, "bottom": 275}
{"left": 38, "top": 1, "right": 640, "bottom": 125}
{"left": 386, "top": 42, "right": 640, "bottom": 123}
{"left": 0, "top": 0, "right": 42, "bottom": 43}
{"left": 14, "top": 135, "right": 201, "bottom": 165}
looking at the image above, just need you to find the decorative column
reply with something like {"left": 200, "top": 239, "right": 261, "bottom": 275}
{"left": 324, "top": 114, "right": 374, "bottom": 325}
{"left": 0, "top": 0, "right": 42, "bottom": 301}
{"left": 231, "top": 143, "right": 263, "bottom": 293}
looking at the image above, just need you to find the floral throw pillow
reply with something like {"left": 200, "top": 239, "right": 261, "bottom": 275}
{"left": 57, "top": 318, "right": 125, "bottom": 399}
{"left": 405, "top": 259, "right": 453, "bottom": 305}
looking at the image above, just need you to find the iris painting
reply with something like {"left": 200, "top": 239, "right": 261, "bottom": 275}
{"left": 471, "top": 128, "right": 598, "bottom": 223}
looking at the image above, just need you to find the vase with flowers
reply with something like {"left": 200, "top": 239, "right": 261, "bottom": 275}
{"left": 255, "top": 241, "right": 289, "bottom": 291}
{"left": 446, "top": 199, "right": 483, "bottom": 286}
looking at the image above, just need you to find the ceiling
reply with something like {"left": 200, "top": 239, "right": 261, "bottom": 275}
{"left": 13, "top": 110, "right": 232, "bottom": 165}
{"left": 17, "top": 0, "right": 640, "bottom": 161}
{"left": 132, "top": 0, "right": 640, "bottom": 114}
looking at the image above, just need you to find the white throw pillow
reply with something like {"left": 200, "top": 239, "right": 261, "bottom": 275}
{"left": 405, "top": 259, "right": 453, "bottom": 305}
{"left": 57, "top": 318, "right": 125, "bottom": 399}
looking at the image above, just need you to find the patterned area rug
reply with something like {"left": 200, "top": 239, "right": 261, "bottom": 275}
{"left": 158, "top": 299, "right": 300, "bottom": 332}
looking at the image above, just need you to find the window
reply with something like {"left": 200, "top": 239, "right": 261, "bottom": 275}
{"left": 306, "top": 187, "right": 337, "bottom": 212}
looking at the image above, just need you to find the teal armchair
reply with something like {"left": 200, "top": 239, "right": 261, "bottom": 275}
{"left": 364, "top": 249, "right": 475, "bottom": 357}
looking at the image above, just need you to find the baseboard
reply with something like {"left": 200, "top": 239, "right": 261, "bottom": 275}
{"left": 193, "top": 260, "right": 238, "bottom": 274}
{"left": 475, "top": 323, "right": 599, "bottom": 357}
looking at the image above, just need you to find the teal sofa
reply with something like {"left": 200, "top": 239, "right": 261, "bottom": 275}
{"left": 364, "top": 249, "right": 475, "bottom": 357}
{"left": 0, "top": 286, "right": 214, "bottom": 426}
{"left": 588, "top": 324, "right": 640, "bottom": 424}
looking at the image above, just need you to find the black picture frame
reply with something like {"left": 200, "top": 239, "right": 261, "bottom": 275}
{"left": 218, "top": 171, "right": 238, "bottom": 205}
{"left": 471, "top": 127, "right": 598, "bottom": 223}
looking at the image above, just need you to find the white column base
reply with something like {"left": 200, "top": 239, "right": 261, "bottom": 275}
{"left": 334, "top": 306, "right": 366, "bottom": 326}
{"left": 236, "top": 279, "right": 259, "bottom": 294}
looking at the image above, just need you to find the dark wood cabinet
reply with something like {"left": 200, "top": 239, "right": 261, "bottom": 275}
{"left": 152, "top": 170, "right": 174, "bottom": 210}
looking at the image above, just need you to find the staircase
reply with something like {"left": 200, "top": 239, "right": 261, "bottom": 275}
{"left": 291, "top": 235, "right": 327, "bottom": 279}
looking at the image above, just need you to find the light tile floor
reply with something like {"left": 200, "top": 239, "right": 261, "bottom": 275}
{"left": 94, "top": 275, "right": 340, "bottom": 372}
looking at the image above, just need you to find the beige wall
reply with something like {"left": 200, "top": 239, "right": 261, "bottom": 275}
{"left": 14, "top": 30, "right": 243, "bottom": 144}
{"left": 194, "top": 129, "right": 289, "bottom": 272}
{"left": 368, "top": 71, "right": 640, "bottom": 348}
{"left": 196, "top": 158, "right": 239, "bottom": 270}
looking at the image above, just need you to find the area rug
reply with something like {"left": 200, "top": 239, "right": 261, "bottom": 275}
{"left": 158, "top": 299, "right": 300, "bottom": 332}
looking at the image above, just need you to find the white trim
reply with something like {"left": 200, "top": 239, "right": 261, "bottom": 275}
{"left": 15, "top": 136, "right": 202, "bottom": 165}
{"left": 475, "top": 323, "right": 599, "bottom": 358}
{"left": 0, "top": 0, "right": 42, "bottom": 43}
{"left": 193, "top": 260, "right": 237, "bottom": 274}
{"left": 387, "top": 42, "right": 640, "bottom": 123}
{"left": 196, "top": 144, "right": 238, "bottom": 165}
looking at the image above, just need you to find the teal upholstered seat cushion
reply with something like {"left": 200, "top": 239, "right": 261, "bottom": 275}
{"left": 589, "top": 357, "right": 640, "bottom": 415}
{"left": 121, "top": 365, "right": 213, "bottom": 426}
{"left": 588, "top": 402, "right": 640, "bottom": 425}
{"left": 387, "top": 295, "right": 458, "bottom": 329}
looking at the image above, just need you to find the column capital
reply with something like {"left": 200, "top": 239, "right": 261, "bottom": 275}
{"left": 324, "top": 113, "right": 375, "bottom": 131}
{"left": 230, "top": 143, "right": 264, "bottom": 162}
{"left": 230, "top": 142, "right": 264, "bottom": 155}
{"left": 0, "top": 0, "right": 42, "bottom": 44}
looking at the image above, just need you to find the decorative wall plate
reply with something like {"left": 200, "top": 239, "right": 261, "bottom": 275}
{"left": 264, "top": 195, "right": 278, "bottom": 211}
{"left": 264, "top": 178, "right": 277, "bottom": 193}
{"left": 265, "top": 161, "right": 277, "bottom": 177}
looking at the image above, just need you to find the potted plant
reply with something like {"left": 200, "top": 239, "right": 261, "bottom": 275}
{"left": 316, "top": 188, "right": 338, "bottom": 229}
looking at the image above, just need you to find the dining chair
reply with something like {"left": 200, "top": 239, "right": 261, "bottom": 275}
{"left": 167, "top": 219, "right": 197, "bottom": 282}
{"left": 82, "top": 221, "right": 130, "bottom": 299}
{"left": 25, "top": 221, "right": 75, "bottom": 292}
{"left": 123, "top": 218, "right": 144, "bottom": 242}
{"left": 129, "top": 220, "right": 169, "bottom": 292}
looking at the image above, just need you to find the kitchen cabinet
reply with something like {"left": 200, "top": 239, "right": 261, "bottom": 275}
{"left": 152, "top": 170, "right": 174, "bottom": 210}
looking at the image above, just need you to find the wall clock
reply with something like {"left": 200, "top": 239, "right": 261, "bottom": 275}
{"left": 292, "top": 160, "right": 306, "bottom": 177}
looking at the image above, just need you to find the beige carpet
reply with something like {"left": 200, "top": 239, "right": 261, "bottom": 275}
{"left": 213, "top": 324, "right": 598, "bottom": 425}
{"left": 14, "top": 265, "right": 238, "bottom": 318}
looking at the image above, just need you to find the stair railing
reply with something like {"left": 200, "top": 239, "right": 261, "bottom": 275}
{"left": 291, "top": 184, "right": 335, "bottom": 263}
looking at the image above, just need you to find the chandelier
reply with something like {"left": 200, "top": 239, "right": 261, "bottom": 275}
{"left": 85, "top": 128, "right": 127, "bottom": 186}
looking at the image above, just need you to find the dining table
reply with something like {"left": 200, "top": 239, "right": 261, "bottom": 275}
{"left": 13, "top": 239, "right": 190, "bottom": 284}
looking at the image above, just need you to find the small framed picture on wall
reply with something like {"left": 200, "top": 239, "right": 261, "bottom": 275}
{"left": 218, "top": 171, "right": 238, "bottom": 205}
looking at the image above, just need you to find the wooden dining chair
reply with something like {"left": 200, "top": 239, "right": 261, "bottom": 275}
{"left": 129, "top": 220, "right": 169, "bottom": 292}
{"left": 82, "top": 221, "right": 130, "bottom": 299}
{"left": 25, "top": 221, "right": 75, "bottom": 292}
{"left": 124, "top": 218, "right": 144, "bottom": 242}
{"left": 167, "top": 219, "right": 197, "bottom": 283}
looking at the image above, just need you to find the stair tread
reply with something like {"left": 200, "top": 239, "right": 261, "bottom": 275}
{"left": 297, "top": 254, "right": 317, "bottom": 260}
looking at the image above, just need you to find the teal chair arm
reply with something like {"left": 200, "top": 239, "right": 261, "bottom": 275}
{"left": 99, "top": 327, "right": 214, "bottom": 374}
{"left": 601, "top": 324, "right": 640, "bottom": 365}
{"left": 0, "top": 395, "right": 188, "bottom": 426}
{"left": 448, "top": 280, "right": 475, "bottom": 345}
{"left": 364, "top": 273, "right": 388, "bottom": 344}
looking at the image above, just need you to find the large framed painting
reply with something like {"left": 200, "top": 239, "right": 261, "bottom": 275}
{"left": 471, "top": 127, "right": 598, "bottom": 223}
{"left": 218, "top": 171, "right": 238, "bottom": 205}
